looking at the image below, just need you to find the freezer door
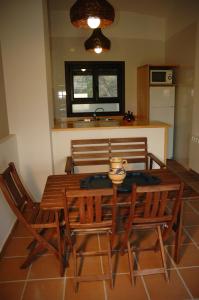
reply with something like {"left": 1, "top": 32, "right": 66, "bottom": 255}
{"left": 150, "top": 86, "right": 175, "bottom": 108}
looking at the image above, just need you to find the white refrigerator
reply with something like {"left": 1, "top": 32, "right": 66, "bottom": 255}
{"left": 149, "top": 86, "right": 175, "bottom": 159}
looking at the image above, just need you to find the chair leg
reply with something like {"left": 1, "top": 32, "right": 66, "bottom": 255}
{"left": 174, "top": 203, "right": 183, "bottom": 264}
{"left": 21, "top": 241, "right": 45, "bottom": 268}
{"left": 120, "top": 230, "right": 130, "bottom": 256}
{"left": 157, "top": 226, "right": 169, "bottom": 282}
{"left": 21, "top": 229, "right": 57, "bottom": 268}
{"left": 107, "top": 232, "right": 114, "bottom": 289}
{"left": 55, "top": 211, "right": 64, "bottom": 276}
{"left": 73, "top": 247, "right": 78, "bottom": 293}
{"left": 127, "top": 240, "right": 134, "bottom": 286}
{"left": 26, "top": 229, "right": 46, "bottom": 250}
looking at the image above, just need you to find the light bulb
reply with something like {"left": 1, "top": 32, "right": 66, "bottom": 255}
{"left": 94, "top": 46, "right": 102, "bottom": 54}
{"left": 87, "top": 17, "right": 100, "bottom": 29}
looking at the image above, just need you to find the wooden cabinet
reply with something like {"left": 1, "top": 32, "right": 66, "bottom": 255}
{"left": 137, "top": 64, "right": 177, "bottom": 121}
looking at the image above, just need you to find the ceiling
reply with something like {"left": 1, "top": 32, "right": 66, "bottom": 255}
{"left": 48, "top": 0, "right": 175, "bottom": 18}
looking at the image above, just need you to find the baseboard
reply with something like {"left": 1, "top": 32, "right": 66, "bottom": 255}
{"left": 189, "top": 168, "right": 199, "bottom": 177}
{"left": 0, "top": 219, "right": 18, "bottom": 260}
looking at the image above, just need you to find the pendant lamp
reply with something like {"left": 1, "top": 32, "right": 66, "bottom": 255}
{"left": 70, "top": 0, "right": 115, "bottom": 29}
{"left": 84, "top": 28, "right": 111, "bottom": 54}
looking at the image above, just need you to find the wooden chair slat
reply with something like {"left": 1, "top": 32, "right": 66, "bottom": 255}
{"left": 72, "top": 139, "right": 110, "bottom": 145}
{"left": 87, "top": 196, "right": 94, "bottom": 223}
{"left": 79, "top": 197, "right": 86, "bottom": 223}
{"left": 3, "top": 169, "right": 24, "bottom": 208}
{"left": 73, "top": 153, "right": 110, "bottom": 159}
{"left": 158, "top": 191, "right": 169, "bottom": 217}
{"left": 110, "top": 137, "right": 147, "bottom": 143}
{"left": 95, "top": 196, "right": 102, "bottom": 222}
{"left": 110, "top": 150, "right": 147, "bottom": 157}
{"left": 111, "top": 144, "right": 147, "bottom": 150}
{"left": 72, "top": 145, "right": 110, "bottom": 152}
{"left": 151, "top": 191, "right": 160, "bottom": 217}
{"left": 144, "top": 192, "right": 153, "bottom": 217}
{"left": 74, "top": 160, "right": 109, "bottom": 166}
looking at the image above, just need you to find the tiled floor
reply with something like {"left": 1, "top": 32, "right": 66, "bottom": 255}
{"left": 1, "top": 161, "right": 199, "bottom": 300}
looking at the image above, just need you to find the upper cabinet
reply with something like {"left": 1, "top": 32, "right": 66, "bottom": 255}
{"left": 137, "top": 64, "right": 177, "bottom": 121}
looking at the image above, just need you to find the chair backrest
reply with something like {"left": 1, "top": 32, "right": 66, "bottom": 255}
{"left": 110, "top": 137, "right": 148, "bottom": 169}
{"left": 71, "top": 139, "right": 110, "bottom": 168}
{"left": 65, "top": 188, "right": 117, "bottom": 232}
{"left": 126, "top": 182, "right": 184, "bottom": 226}
{"left": 0, "top": 162, "right": 34, "bottom": 218}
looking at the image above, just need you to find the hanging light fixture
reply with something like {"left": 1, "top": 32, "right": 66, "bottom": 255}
{"left": 70, "top": 0, "right": 115, "bottom": 29}
{"left": 84, "top": 28, "right": 111, "bottom": 54}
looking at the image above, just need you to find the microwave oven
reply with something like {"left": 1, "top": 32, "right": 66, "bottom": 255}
{"left": 150, "top": 69, "right": 173, "bottom": 85}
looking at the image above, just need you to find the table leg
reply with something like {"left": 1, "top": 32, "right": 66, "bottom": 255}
{"left": 174, "top": 202, "right": 183, "bottom": 264}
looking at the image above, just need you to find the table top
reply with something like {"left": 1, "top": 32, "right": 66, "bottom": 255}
{"left": 40, "top": 169, "right": 185, "bottom": 210}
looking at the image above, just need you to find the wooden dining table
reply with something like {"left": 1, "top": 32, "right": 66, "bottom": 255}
{"left": 40, "top": 168, "right": 196, "bottom": 263}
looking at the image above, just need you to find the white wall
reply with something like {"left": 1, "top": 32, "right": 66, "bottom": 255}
{"left": 0, "top": 0, "right": 53, "bottom": 200}
{"left": 165, "top": 0, "right": 199, "bottom": 169}
{"left": 0, "top": 135, "right": 19, "bottom": 251}
{"left": 0, "top": 43, "right": 9, "bottom": 139}
{"left": 49, "top": 9, "right": 165, "bottom": 119}
{"left": 165, "top": 23, "right": 196, "bottom": 167}
{"left": 189, "top": 20, "right": 199, "bottom": 173}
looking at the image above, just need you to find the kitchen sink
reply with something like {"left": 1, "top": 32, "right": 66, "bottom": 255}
{"left": 77, "top": 118, "right": 113, "bottom": 122}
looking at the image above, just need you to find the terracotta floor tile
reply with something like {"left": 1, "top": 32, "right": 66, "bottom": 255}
{"left": 99, "top": 232, "right": 122, "bottom": 251}
{"left": 144, "top": 270, "right": 190, "bottom": 300}
{"left": 188, "top": 200, "right": 199, "bottom": 212}
{"left": 135, "top": 248, "right": 172, "bottom": 270}
{"left": 13, "top": 222, "right": 32, "bottom": 237}
{"left": 0, "top": 281, "right": 25, "bottom": 300}
{"left": 66, "top": 255, "right": 102, "bottom": 278}
{"left": 29, "top": 255, "right": 62, "bottom": 279}
{"left": 183, "top": 211, "right": 199, "bottom": 226}
{"left": 0, "top": 257, "right": 29, "bottom": 281}
{"left": 106, "top": 274, "right": 148, "bottom": 300}
{"left": 102, "top": 251, "right": 130, "bottom": 274}
{"left": 167, "top": 244, "right": 199, "bottom": 267}
{"left": 3, "top": 237, "right": 33, "bottom": 257}
{"left": 185, "top": 226, "right": 199, "bottom": 243}
{"left": 74, "top": 233, "right": 99, "bottom": 252}
{"left": 165, "top": 229, "right": 190, "bottom": 246}
{"left": 23, "top": 279, "right": 64, "bottom": 300}
{"left": 65, "top": 278, "right": 105, "bottom": 299}
{"left": 179, "top": 267, "right": 199, "bottom": 298}
{"left": 183, "top": 202, "right": 196, "bottom": 213}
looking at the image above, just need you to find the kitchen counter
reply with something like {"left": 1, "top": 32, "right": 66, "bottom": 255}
{"left": 53, "top": 119, "right": 170, "bottom": 131}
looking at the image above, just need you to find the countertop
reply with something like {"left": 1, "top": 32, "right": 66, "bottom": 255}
{"left": 52, "top": 118, "right": 170, "bottom": 131}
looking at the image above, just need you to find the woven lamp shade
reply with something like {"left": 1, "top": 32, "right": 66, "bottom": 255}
{"left": 70, "top": 0, "right": 115, "bottom": 29}
{"left": 84, "top": 28, "right": 111, "bottom": 52}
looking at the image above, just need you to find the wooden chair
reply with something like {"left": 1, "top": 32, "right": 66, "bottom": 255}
{"left": 0, "top": 162, "right": 65, "bottom": 276}
{"left": 120, "top": 182, "right": 184, "bottom": 284}
{"left": 65, "top": 138, "right": 110, "bottom": 174}
{"left": 64, "top": 188, "right": 117, "bottom": 291}
{"left": 65, "top": 137, "right": 165, "bottom": 174}
{"left": 110, "top": 137, "right": 165, "bottom": 170}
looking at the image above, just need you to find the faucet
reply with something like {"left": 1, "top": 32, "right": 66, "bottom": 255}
{"left": 93, "top": 107, "right": 104, "bottom": 120}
